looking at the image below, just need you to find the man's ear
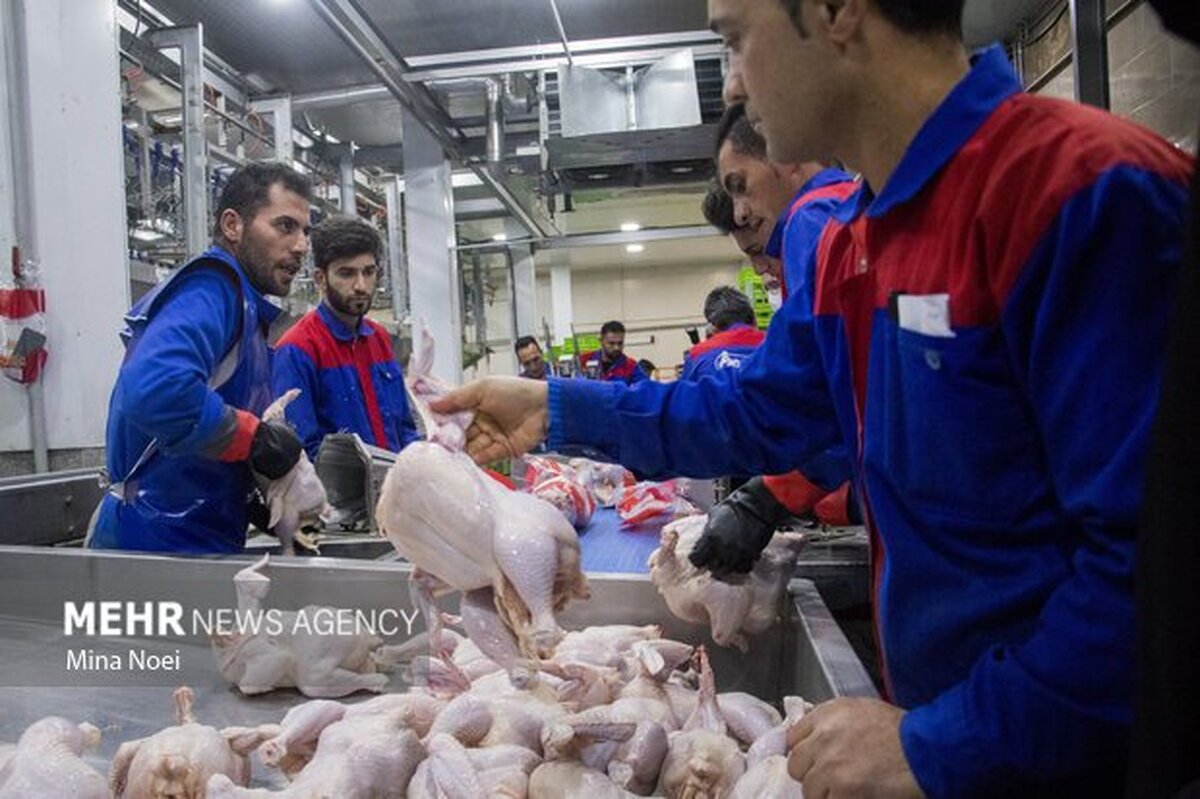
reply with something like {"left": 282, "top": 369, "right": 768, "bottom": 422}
{"left": 814, "top": 0, "right": 866, "bottom": 45}
{"left": 313, "top": 268, "right": 327, "bottom": 292}
{"left": 218, "top": 209, "right": 244, "bottom": 245}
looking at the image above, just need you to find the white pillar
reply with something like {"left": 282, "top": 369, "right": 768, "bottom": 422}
{"left": 507, "top": 221, "right": 537, "bottom": 375}
{"left": 402, "top": 108, "right": 462, "bottom": 385}
{"left": 0, "top": 0, "right": 128, "bottom": 456}
{"left": 550, "top": 261, "right": 573, "bottom": 346}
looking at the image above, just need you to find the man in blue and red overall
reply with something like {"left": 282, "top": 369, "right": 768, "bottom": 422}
{"left": 271, "top": 216, "right": 419, "bottom": 459}
{"left": 432, "top": 0, "right": 1194, "bottom": 794}
{"left": 91, "top": 163, "right": 312, "bottom": 553}
{"left": 579, "top": 320, "right": 647, "bottom": 384}
{"left": 700, "top": 117, "right": 862, "bottom": 543}
{"left": 682, "top": 286, "right": 764, "bottom": 381}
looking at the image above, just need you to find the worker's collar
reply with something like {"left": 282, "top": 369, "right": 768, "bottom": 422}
{"left": 206, "top": 245, "right": 283, "bottom": 327}
{"left": 765, "top": 167, "right": 856, "bottom": 259}
{"left": 317, "top": 300, "right": 374, "bottom": 341}
{"left": 862, "top": 45, "right": 1021, "bottom": 219}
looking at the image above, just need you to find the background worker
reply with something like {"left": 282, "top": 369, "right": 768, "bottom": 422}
{"left": 682, "top": 286, "right": 763, "bottom": 381}
{"left": 91, "top": 163, "right": 310, "bottom": 553}
{"left": 698, "top": 189, "right": 858, "bottom": 537}
{"left": 515, "top": 335, "right": 549, "bottom": 380}
{"left": 272, "top": 216, "right": 420, "bottom": 459}
{"left": 579, "top": 320, "right": 647, "bottom": 384}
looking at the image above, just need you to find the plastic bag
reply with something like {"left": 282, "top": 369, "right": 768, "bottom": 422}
{"left": 569, "top": 458, "right": 634, "bottom": 507}
{"left": 617, "top": 479, "right": 699, "bottom": 528}
{"left": 0, "top": 286, "right": 47, "bottom": 385}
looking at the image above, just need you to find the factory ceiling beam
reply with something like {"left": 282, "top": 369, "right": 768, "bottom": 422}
{"left": 306, "top": 0, "right": 551, "bottom": 238}
{"left": 454, "top": 224, "right": 720, "bottom": 253}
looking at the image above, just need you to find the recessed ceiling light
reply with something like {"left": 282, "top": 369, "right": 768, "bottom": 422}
{"left": 625, "top": 244, "right": 645, "bottom": 254}
{"left": 620, "top": 222, "right": 641, "bottom": 233}
{"left": 492, "top": 233, "right": 508, "bottom": 242}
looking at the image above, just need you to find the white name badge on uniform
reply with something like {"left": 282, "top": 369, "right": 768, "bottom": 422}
{"left": 896, "top": 293, "right": 956, "bottom": 338}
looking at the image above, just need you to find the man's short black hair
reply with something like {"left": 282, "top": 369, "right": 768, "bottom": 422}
{"left": 702, "top": 180, "right": 738, "bottom": 235}
{"left": 515, "top": 335, "right": 541, "bottom": 353}
{"left": 704, "top": 286, "right": 757, "bottom": 331}
{"left": 213, "top": 162, "right": 312, "bottom": 238}
{"left": 779, "top": 0, "right": 964, "bottom": 37}
{"left": 310, "top": 216, "right": 382, "bottom": 271}
{"left": 715, "top": 103, "right": 768, "bottom": 163}
{"left": 600, "top": 320, "right": 625, "bottom": 337}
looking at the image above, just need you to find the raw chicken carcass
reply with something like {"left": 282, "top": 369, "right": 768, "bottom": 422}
{"left": 207, "top": 709, "right": 425, "bottom": 799}
{"left": 258, "top": 389, "right": 330, "bottom": 555}
{"left": 252, "top": 692, "right": 445, "bottom": 779}
{"left": 408, "top": 734, "right": 539, "bottom": 798}
{"left": 0, "top": 717, "right": 107, "bottom": 799}
{"left": 377, "top": 441, "right": 590, "bottom": 668}
{"left": 109, "top": 686, "right": 270, "bottom": 798}
{"left": 528, "top": 761, "right": 642, "bottom": 799}
{"left": 381, "top": 329, "right": 589, "bottom": 678}
{"left": 210, "top": 555, "right": 390, "bottom": 697}
{"left": 657, "top": 648, "right": 745, "bottom": 799}
{"left": 649, "top": 515, "right": 805, "bottom": 651}
{"left": 728, "top": 756, "right": 804, "bottom": 799}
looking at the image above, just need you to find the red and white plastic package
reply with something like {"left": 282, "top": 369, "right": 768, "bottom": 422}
{"left": 617, "top": 479, "right": 700, "bottom": 528}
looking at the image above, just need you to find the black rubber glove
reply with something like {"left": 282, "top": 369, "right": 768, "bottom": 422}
{"left": 249, "top": 419, "right": 303, "bottom": 480}
{"left": 690, "top": 476, "right": 792, "bottom": 578}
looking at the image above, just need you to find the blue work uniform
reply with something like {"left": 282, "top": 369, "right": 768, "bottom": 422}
{"left": 91, "top": 246, "right": 278, "bottom": 553}
{"left": 545, "top": 47, "right": 1193, "bottom": 796}
{"left": 679, "top": 324, "right": 765, "bottom": 382}
{"left": 271, "top": 302, "right": 419, "bottom": 458}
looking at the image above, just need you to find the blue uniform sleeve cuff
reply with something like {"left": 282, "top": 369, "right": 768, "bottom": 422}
{"left": 546, "top": 377, "right": 620, "bottom": 455}
{"left": 900, "top": 688, "right": 992, "bottom": 799}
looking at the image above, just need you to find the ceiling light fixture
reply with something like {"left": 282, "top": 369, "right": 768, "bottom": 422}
{"left": 625, "top": 244, "right": 645, "bottom": 254}
{"left": 492, "top": 233, "right": 508, "bottom": 242}
{"left": 620, "top": 222, "right": 642, "bottom": 233}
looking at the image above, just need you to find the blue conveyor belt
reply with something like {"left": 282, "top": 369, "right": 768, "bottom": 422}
{"left": 577, "top": 507, "right": 664, "bottom": 574}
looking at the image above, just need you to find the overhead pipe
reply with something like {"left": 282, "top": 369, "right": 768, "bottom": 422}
{"left": 3, "top": 0, "right": 48, "bottom": 473}
{"left": 485, "top": 79, "right": 504, "bottom": 165}
{"left": 306, "top": 0, "right": 549, "bottom": 237}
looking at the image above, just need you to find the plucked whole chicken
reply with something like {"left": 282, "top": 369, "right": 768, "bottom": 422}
{"left": 649, "top": 515, "right": 806, "bottom": 652}
{"left": 0, "top": 716, "right": 107, "bottom": 799}
{"left": 210, "top": 555, "right": 390, "bottom": 697}
{"left": 378, "top": 328, "right": 589, "bottom": 679}
{"left": 110, "top": 686, "right": 270, "bottom": 798}
{"left": 255, "top": 389, "right": 330, "bottom": 556}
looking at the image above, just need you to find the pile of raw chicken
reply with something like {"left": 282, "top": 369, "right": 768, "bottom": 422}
{"left": 0, "top": 633, "right": 807, "bottom": 798}
{"left": 0, "top": 332, "right": 812, "bottom": 797}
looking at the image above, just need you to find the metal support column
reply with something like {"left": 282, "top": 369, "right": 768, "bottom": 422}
{"left": 402, "top": 107, "right": 462, "bottom": 383}
{"left": 550, "top": 260, "right": 573, "bottom": 347}
{"left": 3, "top": 0, "right": 47, "bottom": 472}
{"left": 384, "top": 175, "right": 407, "bottom": 322}
{"left": 1069, "top": 0, "right": 1110, "bottom": 109}
{"left": 249, "top": 94, "right": 294, "bottom": 164}
{"left": 339, "top": 149, "right": 356, "bottom": 216}
{"left": 147, "top": 25, "right": 208, "bottom": 257}
{"left": 471, "top": 252, "right": 487, "bottom": 352}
